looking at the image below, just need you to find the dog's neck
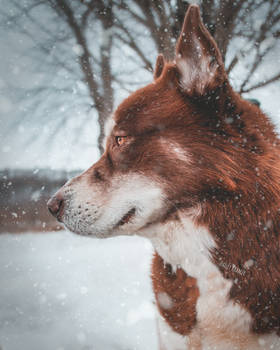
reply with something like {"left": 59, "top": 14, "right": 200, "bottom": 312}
{"left": 149, "top": 210, "right": 219, "bottom": 284}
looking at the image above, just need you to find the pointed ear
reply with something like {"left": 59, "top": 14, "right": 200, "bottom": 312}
{"left": 154, "top": 54, "right": 165, "bottom": 80}
{"left": 175, "top": 5, "right": 227, "bottom": 96}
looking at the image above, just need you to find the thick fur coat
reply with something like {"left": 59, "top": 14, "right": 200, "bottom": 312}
{"left": 48, "top": 5, "right": 280, "bottom": 349}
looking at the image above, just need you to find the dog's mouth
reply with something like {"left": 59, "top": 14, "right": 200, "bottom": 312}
{"left": 56, "top": 203, "right": 64, "bottom": 222}
{"left": 117, "top": 207, "right": 136, "bottom": 227}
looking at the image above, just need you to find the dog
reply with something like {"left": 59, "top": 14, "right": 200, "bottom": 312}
{"left": 48, "top": 5, "right": 280, "bottom": 349}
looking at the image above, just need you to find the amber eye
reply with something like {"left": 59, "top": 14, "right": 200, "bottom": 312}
{"left": 116, "top": 136, "right": 127, "bottom": 146}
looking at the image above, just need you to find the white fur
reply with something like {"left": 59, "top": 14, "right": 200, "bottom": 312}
{"left": 156, "top": 312, "right": 188, "bottom": 350}
{"left": 103, "top": 115, "right": 115, "bottom": 149}
{"left": 176, "top": 56, "right": 218, "bottom": 94}
{"left": 148, "top": 211, "right": 280, "bottom": 350}
{"left": 160, "top": 139, "right": 191, "bottom": 164}
{"left": 61, "top": 173, "right": 165, "bottom": 238}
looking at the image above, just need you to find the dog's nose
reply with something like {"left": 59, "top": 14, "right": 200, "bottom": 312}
{"left": 47, "top": 192, "right": 64, "bottom": 219}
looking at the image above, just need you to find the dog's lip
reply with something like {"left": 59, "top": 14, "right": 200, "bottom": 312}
{"left": 116, "top": 207, "right": 136, "bottom": 227}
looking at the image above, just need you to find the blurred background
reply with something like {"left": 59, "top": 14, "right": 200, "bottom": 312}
{"left": 0, "top": 1, "right": 280, "bottom": 349}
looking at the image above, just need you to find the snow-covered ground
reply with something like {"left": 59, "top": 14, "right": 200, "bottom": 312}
{"left": 0, "top": 231, "right": 158, "bottom": 350}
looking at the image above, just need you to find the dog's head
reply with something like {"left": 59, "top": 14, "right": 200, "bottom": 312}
{"left": 47, "top": 5, "right": 265, "bottom": 238}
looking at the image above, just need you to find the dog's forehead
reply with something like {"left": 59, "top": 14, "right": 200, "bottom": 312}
{"left": 114, "top": 83, "right": 162, "bottom": 134}
{"left": 113, "top": 77, "right": 190, "bottom": 135}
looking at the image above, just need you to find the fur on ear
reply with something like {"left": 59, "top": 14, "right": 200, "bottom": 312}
{"left": 175, "top": 5, "right": 226, "bottom": 96}
{"left": 154, "top": 54, "right": 165, "bottom": 80}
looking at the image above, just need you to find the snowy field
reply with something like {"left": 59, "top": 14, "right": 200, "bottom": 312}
{"left": 0, "top": 231, "right": 158, "bottom": 350}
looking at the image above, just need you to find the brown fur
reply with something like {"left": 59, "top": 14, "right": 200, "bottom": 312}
{"left": 101, "top": 6, "right": 280, "bottom": 337}
{"left": 152, "top": 252, "right": 199, "bottom": 335}
{"left": 149, "top": 8, "right": 280, "bottom": 338}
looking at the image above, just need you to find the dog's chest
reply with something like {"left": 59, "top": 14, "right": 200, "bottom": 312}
{"left": 150, "top": 217, "right": 260, "bottom": 349}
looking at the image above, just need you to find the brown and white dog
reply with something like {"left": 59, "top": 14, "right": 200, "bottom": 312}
{"left": 48, "top": 5, "right": 280, "bottom": 350}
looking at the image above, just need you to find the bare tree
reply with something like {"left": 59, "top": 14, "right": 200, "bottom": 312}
{"left": 50, "top": 0, "right": 115, "bottom": 152}
{"left": 1, "top": 0, "right": 118, "bottom": 153}
{"left": 1, "top": 0, "right": 279, "bottom": 154}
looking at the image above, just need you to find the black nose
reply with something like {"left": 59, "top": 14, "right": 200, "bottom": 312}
{"left": 47, "top": 192, "right": 64, "bottom": 219}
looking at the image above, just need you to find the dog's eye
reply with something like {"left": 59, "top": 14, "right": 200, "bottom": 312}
{"left": 116, "top": 136, "right": 127, "bottom": 146}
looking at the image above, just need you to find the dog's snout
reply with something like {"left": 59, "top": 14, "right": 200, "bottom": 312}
{"left": 47, "top": 192, "right": 64, "bottom": 220}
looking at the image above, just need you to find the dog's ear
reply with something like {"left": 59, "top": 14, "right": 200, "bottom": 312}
{"left": 154, "top": 54, "right": 165, "bottom": 80}
{"left": 175, "top": 5, "right": 226, "bottom": 96}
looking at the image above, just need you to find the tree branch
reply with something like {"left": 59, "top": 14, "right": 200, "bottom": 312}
{"left": 241, "top": 72, "right": 280, "bottom": 93}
